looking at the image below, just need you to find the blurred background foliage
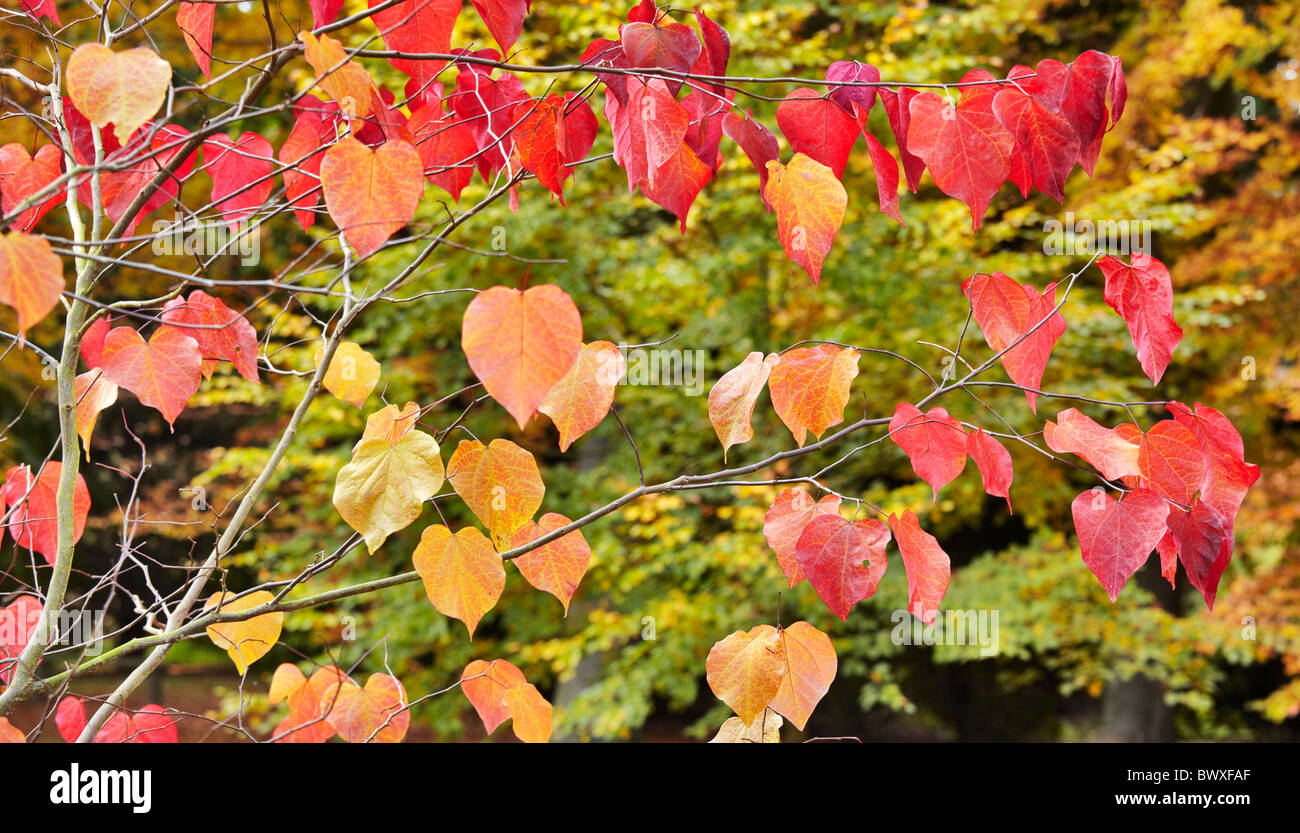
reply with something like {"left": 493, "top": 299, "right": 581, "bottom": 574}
{"left": 2, "top": 0, "right": 1299, "bottom": 740}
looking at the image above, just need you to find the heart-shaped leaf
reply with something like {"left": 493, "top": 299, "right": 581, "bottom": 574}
{"left": 412, "top": 524, "right": 505, "bottom": 638}
{"left": 322, "top": 673, "right": 409, "bottom": 743}
{"left": 0, "top": 230, "right": 64, "bottom": 336}
{"left": 764, "top": 154, "right": 847, "bottom": 285}
{"left": 98, "top": 325, "right": 203, "bottom": 428}
{"left": 769, "top": 621, "right": 836, "bottom": 732}
{"left": 203, "top": 590, "right": 284, "bottom": 674}
{"left": 509, "top": 512, "right": 591, "bottom": 614}
{"left": 333, "top": 402, "right": 445, "bottom": 553}
{"left": 446, "top": 438, "right": 545, "bottom": 548}
{"left": 461, "top": 285, "right": 583, "bottom": 429}
{"left": 320, "top": 137, "right": 424, "bottom": 258}
{"left": 766, "top": 344, "right": 859, "bottom": 446}
{"left": 706, "top": 625, "right": 784, "bottom": 726}
{"left": 66, "top": 44, "right": 172, "bottom": 144}
{"left": 4, "top": 463, "right": 91, "bottom": 565}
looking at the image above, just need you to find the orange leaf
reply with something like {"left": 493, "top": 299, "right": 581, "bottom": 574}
{"left": 706, "top": 625, "right": 784, "bottom": 726}
{"left": 73, "top": 370, "right": 118, "bottom": 454}
{"left": 708, "top": 351, "right": 780, "bottom": 458}
{"left": 203, "top": 590, "right": 283, "bottom": 674}
{"left": 460, "top": 658, "right": 527, "bottom": 734}
{"left": 322, "top": 673, "right": 409, "bottom": 743}
{"left": 763, "top": 487, "right": 842, "bottom": 587}
{"left": 412, "top": 524, "right": 505, "bottom": 638}
{"left": 502, "top": 684, "right": 552, "bottom": 743}
{"left": 767, "top": 344, "right": 859, "bottom": 446}
{"left": 0, "top": 716, "right": 24, "bottom": 743}
{"left": 1043, "top": 407, "right": 1142, "bottom": 481}
{"left": 538, "top": 340, "right": 624, "bottom": 452}
{"left": 510, "top": 512, "right": 591, "bottom": 614}
{"left": 764, "top": 153, "right": 847, "bottom": 284}
{"left": 299, "top": 31, "right": 374, "bottom": 119}
{"left": 446, "top": 438, "right": 545, "bottom": 548}
{"left": 769, "top": 621, "right": 837, "bottom": 731}
{"left": 274, "top": 664, "right": 347, "bottom": 743}
{"left": 0, "top": 230, "right": 64, "bottom": 336}
{"left": 460, "top": 658, "right": 552, "bottom": 742}
{"left": 0, "top": 143, "right": 64, "bottom": 232}
{"left": 462, "top": 285, "right": 583, "bottom": 429}
{"left": 319, "top": 137, "right": 424, "bottom": 258}
{"left": 65, "top": 44, "right": 171, "bottom": 144}
{"left": 269, "top": 662, "right": 308, "bottom": 705}
{"left": 98, "top": 325, "right": 202, "bottom": 428}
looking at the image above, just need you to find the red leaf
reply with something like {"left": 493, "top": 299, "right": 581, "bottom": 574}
{"left": 879, "top": 87, "right": 926, "bottom": 192}
{"left": 1167, "top": 401, "right": 1260, "bottom": 525}
{"left": 1137, "top": 420, "right": 1205, "bottom": 505}
{"left": 826, "top": 61, "right": 880, "bottom": 116}
{"left": 906, "top": 91, "right": 1015, "bottom": 230}
{"left": 690, "top": 8, "right": 731, "bottom": 96}
{"left": 309, "top": 0, "right": 345, "bottom": 28}
{"left": 1071, "top": 488, "right": 1170, "bottom": 602}
{"left": 129, "top": 705, "right": 179, "bottom": 743}
{"left": 1014, "top": 53, "right": 1117, "bottom": 176}
{"left": 449, "top": 61, "right": 528, "bottom": 178}
{"left": 961, "top": 271, "right": 1066, "bottom": 412}
{"left": 763, "top": 487, "right": 842, "bottom": 587}
{"left": 775, "top": 88, "right": 859, "bottom": 179}
{"left": 849, "top": 103, "right": 903, "bottom": 223}
{"left": 991, "top": 87, "right": 1079, "bottom": 202}
{"left": 177, "top": 3, "right": 214, "bottom": 78}
{"left": 795, "top": 514, "right": 890, "bottom": 621}
{"left": 469, "top": 0, "right": 531, "bottom": 53}
{"left": 681, "top": 90, "right": 729, "bottom": 171}
{"left": 889, "top": 402, "right": 968, "bottom": 500}
{"left": 370, "top": 0, "right": 461, "bottom": 90}
{"left": 512, "top": 93, "right": 598, "bottom": 204}
{"left": 98, "top": 325, "right": 203, "bottom": 428}
{"left": 81, "top": 315, "right": 110, "bottom": 369}
{"left": 204, "top": 132, "right": 274, "bottom": 226}
{"left": 409, "top": 99, "right": 479, "bottom": 201}
{"left": 160, "top": 290, "right": 259, "bottom": 382}
{"left": 55, "top": 696, "right": 87, "bottom": 742}
{"left": 0, "top": 143, "right": 64, "bottom": 232}
{"left": 889, "top": 510, "right": 951, "bottom": 624}
{"left": 638, "top": 141, "right": 711, "bottom": 232}
{"left": 620, "top": 19, "right": 701, "bottom": 96}
{"left": 4, "top": 463, "right": 91, "bottom": 564}
{"left": 721, "top": 110, "right": 779, "bottom": 207}
{"left": 1161, "top": 499, "right": 1233, "bottom": 610}
{"left": 619, "top": 78, "right": 690, "bottom": 190}
{"left": 1097, "top": 252, "right": 1182, "bottom": 385}
{"left": 1043, "top": 407, "right": 1142, "bottom": 481}
{"left": 20, "top": 0, "right": 58, "bottom": 24}
{"left": 966, "top": 427, "right": 1013, "bottom": 512}
{"left": 1, "top": 594, "right": 42, "bottom": 685}
{"left": 279, "top": 101, "right": 331, "bottom": 231}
